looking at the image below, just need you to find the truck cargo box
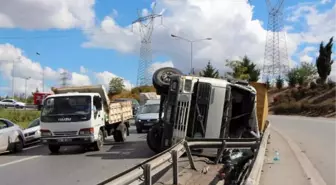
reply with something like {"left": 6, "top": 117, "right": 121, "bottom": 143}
{"left": 108, "top": 100, "right": 133, "bottom": 124}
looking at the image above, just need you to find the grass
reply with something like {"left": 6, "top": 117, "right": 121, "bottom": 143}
{"left": 0, "top": 108, "right": 40, "bottom": 128}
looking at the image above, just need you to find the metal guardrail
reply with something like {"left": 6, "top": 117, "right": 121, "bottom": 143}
{"left": 98, "top": 138, "right": 260, "bottom": 185}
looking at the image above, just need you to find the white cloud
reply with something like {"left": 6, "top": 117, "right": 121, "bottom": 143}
{"left": 95, "top": 71, "right": 134, "bottom": 90}
{"left": 80, "top": 66, "right": 88, "bottom": 73}
{"left": 0, "top": 0, "right": 95, "bottom": 29}
{"left": 321, "top": 0, "right": 332, "bottom": 4}
{"left": 148, "top": 61, "right": 174, "bottom": 75}
{"left": 83, "top": 0, "right": 277, "bottom": 74}
{"left": 0, "top": 43, "right": 133, "bottom": 97}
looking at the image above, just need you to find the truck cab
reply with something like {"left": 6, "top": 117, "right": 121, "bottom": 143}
{"left": 40, "top": 85, "right": 108, "bottom": 153}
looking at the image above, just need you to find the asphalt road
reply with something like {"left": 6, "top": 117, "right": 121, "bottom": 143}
{"left": 0, "top": 126, "right": 155, "bottom": 185}
{"left": 269, "top": 115, "right": 336, "bottom": 185}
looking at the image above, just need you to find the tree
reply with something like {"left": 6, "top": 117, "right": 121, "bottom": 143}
{"left": 266, "top": 77, "right": 271, "bottom": 89}
{"left": 297, "top": 62, "right": 317, "bottom": 86}
{"left": 241, "top": 56, "right": 261, "bottom": 82}
{"left": 276, "top": 75, "right": 284, "bottom": 89}
{"left": 225, "top": 56, "right": 260, "bottom": 81}
{"left": 108, "top": 77, "right": 125, "bottom": 94}
{"left": 286, "top": 68, "right": 299, "bottom": 87}
{"left": 316, "top": 37, "right": 334, "bottom": 84}
{"left": 199, "top": 61, "right": 219, "bottom": 78}
{"left": 286, "top": 62, "right": 317, "bottom": 87}
{"left": 226, "top": 60, "right": 249, "bottom": 80}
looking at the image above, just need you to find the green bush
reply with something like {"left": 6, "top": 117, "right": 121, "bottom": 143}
{"left": 273, "top": 102, "right": 302, "bottom": 115}
{"left": 0, "top": 109, "right": 40, "bottom": 128}
{"left": 310, "top": 81, "right": 317, "bottom": 89}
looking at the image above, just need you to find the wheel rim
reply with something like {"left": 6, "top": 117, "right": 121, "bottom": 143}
{"left": 160, "top": 71, "right": 173, "bottom": 84}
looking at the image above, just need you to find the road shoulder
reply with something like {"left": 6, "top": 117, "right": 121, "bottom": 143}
{"left": 260, "top": 128, "right": 310, "bottom": 185}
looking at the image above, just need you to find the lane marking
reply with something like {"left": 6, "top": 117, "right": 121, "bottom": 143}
{"left": 273, "top": 127, "right": 327, "bottom": 185}
{"left": 0, "top": 155, "right": 42, "bottom": 168}
{"left": 23, "top": 144, "right": 42, "bottom": 151}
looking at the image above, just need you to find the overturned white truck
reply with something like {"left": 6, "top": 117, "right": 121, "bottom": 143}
{"left": 146, "top": 67, "right": 266, "bottom": 154}
{"left": 40, "top": 85, "right": 133, "bottom": 153}
{"left": 98, "top": 67, "right": 269, "bottom": 185}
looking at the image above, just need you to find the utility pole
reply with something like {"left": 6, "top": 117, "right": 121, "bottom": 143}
{"left": 25, "top": 77, "right": 31, "bottom": 103}
{"left": 36, "top": 52, "right": 44, "bottom": 92}
{"left": 170, "top": 34, "right": 212, "bottom": 75}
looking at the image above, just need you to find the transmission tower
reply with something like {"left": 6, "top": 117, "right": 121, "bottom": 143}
{"left": 132, "top": 1, "right": 162, "bottom": 86}
{"left": 262, "top": 0, "right": 290, "bottom": 82}
{"left": 60, "top": 70, "right": 71, "bottom": 87}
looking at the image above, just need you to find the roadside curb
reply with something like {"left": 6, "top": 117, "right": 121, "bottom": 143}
{"left": 272, "top": 127, "right": 327, "bottom": 185}
{"left": 245, "top": 121, "right": 271, "bottom": 185}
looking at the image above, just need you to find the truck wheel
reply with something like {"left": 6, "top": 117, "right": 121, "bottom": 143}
{"left": 152, "top": 67, "right": 183, "bottom": 94}
{"left": 93, "top": 130, "right": 104, "bottom": 151}
{"left": 48, "top": 145, "right": 60, "bottom": 154}
{"left": 146, "top": 126, "right": 163, "bottom": 153}
{"left": 113, "top": 124, "right": 127, "bottom": 142}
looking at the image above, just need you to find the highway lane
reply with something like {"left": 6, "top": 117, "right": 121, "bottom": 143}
{"left": 0, "top": 126, "right": 155, "bottom": 185}
{"left": 269, "top": 115, "right": 336, "bottom": 185}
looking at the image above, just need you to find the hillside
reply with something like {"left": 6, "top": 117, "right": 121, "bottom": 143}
{"left": 268, "top": 83, "right": 336, "bottom": 118}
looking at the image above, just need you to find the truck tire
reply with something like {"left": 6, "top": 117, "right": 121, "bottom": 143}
{"left": 113, "top": 123, "right": 127, "bottom": 142}
{"left": 146, "top": 125, "right": 163, "bottom": 153}
{"left": 152, "top": 67, "right": 183, "bottom": 94}
{"left": 93, "top": 130, "right": 104, "bottom": 151}
{"left": 48, "top": 145, "right": 60, "bottom": 154}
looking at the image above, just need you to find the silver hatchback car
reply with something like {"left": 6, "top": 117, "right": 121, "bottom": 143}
{"left": 0, "top": 118, "right": 25, "bottom": 153}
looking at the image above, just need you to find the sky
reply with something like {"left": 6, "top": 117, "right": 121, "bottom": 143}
{"left": 0, "top": 0, "right": 335, "bottom": 97}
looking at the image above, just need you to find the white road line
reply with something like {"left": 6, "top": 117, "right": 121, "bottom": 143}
{"left": 0, "top": 155, "right": 42, "bottom": 168}
{"left": 273, "top": 127, "right": 327, "bottom": 185}
{"left": 23, "top": 144, "right": 42, "bottom": 151}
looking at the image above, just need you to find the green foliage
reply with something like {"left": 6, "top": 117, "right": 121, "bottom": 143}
{"left": 266, "top": 77, "right": 271, "bottom": 89}
{"left": 225, "top": 56, "right": 260, "bottom": 81}
{"left": 276, "top": 75, "right": 284, "bottom": 89}
{"left": 286, "top": 62, "right": 317, "bottom": 87}
{"left": 199, "top": 61, "right": 219, "bottom": 78}
{"left": 0, "top": 109, "right": 40, "bottom": 128}
{"left": 316, "top": 37, "right": 334, "bottom": 84}
{"left": 108, "top": 77, "right": 125, "bottom": 94}
{"left": 226, "top": 60, "right": 249, "bottom": 80}
{"left": 287, "top": 68, "right": 298, "bottom": 87}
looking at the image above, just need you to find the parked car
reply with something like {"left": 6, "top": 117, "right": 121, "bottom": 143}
{"left": 135, "top": 99, "right": 161, "bottom": 133}
{"left": 0, "top": 99, "right": 26, "bottom": 109}
{"left": 23, "top": 118, "right": 41, "bottom": 143}
{"left": 114, "top": 98, "right": 140, "bottom": 116}
{"left": 0, "top": 118, "right": 25, "bottom": 153}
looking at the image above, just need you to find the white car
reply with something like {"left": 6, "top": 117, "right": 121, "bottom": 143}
{"left": 0, "top": 118, "right": 25, "bottom": 153}
{"left": 135, "top": 100, "right": 162, "bottom": 133}
{"left": 23, "top": 118, "right": 41, "bottom": 143}
{"left": 0, "top": 99, "right": 26, "bottom": 109}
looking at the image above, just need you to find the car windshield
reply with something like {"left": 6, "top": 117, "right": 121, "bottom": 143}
{"left": 140, "top": 104, "right": 160, "bottom": 114}
{"left": 27, "top": 119, "right": 40, "bottom": 128}
{"left": 41, "top": 96, "right": 91, "bottom": 116}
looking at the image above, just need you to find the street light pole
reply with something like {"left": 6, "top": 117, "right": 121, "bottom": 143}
{"left": 171, "top": 34, "right": 212, "bottom": 75}
{"left": 36, "top": 52, "right": 44, "bottom": 92}
{"left": 25, "top": 77, "right": 31, "bottom": 103}
{"left": 12, "top": 56, "right": 21, "bottom": 98}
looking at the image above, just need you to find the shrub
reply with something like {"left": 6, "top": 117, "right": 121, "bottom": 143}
{"left": 310, "top": 81, "right": 317, "bottom": 89}
{"left": 273, "top": 102, "right": 302, "bottom": 115}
